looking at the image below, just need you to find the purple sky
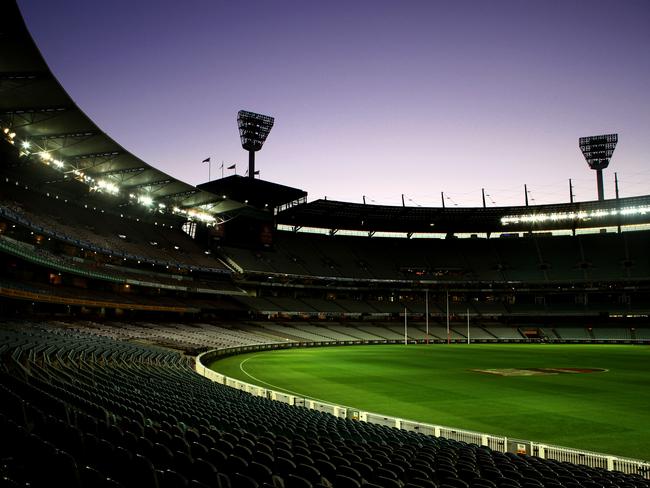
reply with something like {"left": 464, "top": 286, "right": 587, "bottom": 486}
{"left": 17, "top": 0, "right": 650, "bottom": 207}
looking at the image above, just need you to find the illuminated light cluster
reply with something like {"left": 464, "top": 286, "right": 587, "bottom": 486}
{"left": 138, "top": 195, "right": 154, "bottom": 207}
{"left": 2, "top": 127, "right": 17, "bottom": 144}
{"left": 185, "top": 209, "right": 216, "bottom": 223}
{"left": 500, "top": 205, "right": 650, "bottom": 226}
{"left": 6, "top": 131, "right": 224, "bottom": 225}
{"left": 92, "top": 179, "right": 119, "bottom": 195}
{"left": 169, "top": 206, "right": 216, "bottom": 225}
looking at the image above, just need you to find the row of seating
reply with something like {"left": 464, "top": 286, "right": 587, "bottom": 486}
{"left": 0, "top": 321, "right": 647, "bottom": 488}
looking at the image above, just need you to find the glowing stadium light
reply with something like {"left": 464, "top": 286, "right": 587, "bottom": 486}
{"left": 500, "top": 205, "right": 650, "bottom": 226}
{"left": 579, "top": 134, "right": 618, "bottom": 201}
{"left": 2, "top": 128, "right": 7, "bottom": 134}
{"left": 39, "top": 152, "right": 52, "bottom": 162}
{"left": 186, "top": 209, "right": 216, "bottom": 223}
{"left": 138, "top": 195, "right": 154, "bottom": 207}
{"left": 95, "top": 179, "right": 119, "bottom": 195}
{"left": 21, "top": 140, "right": 30, "bottom": 149}
{"left": 52, "top": 159, "right": 64, "bottom": 168}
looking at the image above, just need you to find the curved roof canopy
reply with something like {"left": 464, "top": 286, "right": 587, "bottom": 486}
{"left": 3, "top": 1, "right": 650, "bottom": 235}
{"left": 0, "top": 1, "right": 240, "bottom": 217}
{"left": 277, "top": 195, "right": 650, "bottom": 234}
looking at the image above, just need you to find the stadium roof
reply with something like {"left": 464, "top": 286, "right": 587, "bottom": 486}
{"left": 5, "top": 0, "right": 650, "bottom": 236}
{"left": 277, "top": 195, "right": 650, "bottom": 234}
{"left": 0, "top": 1, "right": 239, "bottom": 216}
{"left": 197, "top": 175, "right": 307, "bottom": 211}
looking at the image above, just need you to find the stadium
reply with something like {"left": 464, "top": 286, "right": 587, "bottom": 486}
{"left": 1, "top": 1, "right": 650, "bottom": 487}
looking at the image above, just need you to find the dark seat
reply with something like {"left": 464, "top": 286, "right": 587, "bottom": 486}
{"left": 338, "top": 465, "right": 362, "bottom": 483}
{"left": 192, "top": 458, "right": 219, "bottom": 487}
{"left": 225, "top": 454, "right": 248, "bottom": 475}
{"left": 231, "top": 472, "right": 259, "bottom": 488}
{"left": 248, "top": 461, "right": 274, "bottom": 485}
{"left": 314, "top": 459, "right": 336, "bottom": 483}
{"left": 276, "top": 456, "right": 298, "bottom": 478}
{"left": 409, "top": 479, "right": 438, "bottom": 488}
{"left": 297, "top": 463, "right": 321, "bottom": 485}
{"left": 286, "top": 474, "right": 313, "bottom": 488}
{"left": 189, "top": 481, "right": 210, "bottom": 488}
{"left": 472, "top": 478, "right": 498, "bottom": 488}
{"left": 443, "top": 477, "right": 470, "bottom": 488}
{"left": 377, "top": 475, "right": 403, "bottom": 488}
{"left": 334, "top": 474, "right": 361, "bottom": 488}
{"left": 126, "top": 453, "right": 159, "bottom": 488}
{"left": 160, "top": 469, "right": 188, "bottom": 488}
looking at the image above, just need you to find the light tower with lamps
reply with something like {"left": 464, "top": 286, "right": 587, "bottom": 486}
{"left": 237, "top": 110, "right": 275, "bottom": 179}
{"left": 579, "top": 133, "right": 618, "bottom": 201}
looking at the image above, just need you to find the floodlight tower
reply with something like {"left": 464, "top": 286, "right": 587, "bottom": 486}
{"left": 237, "top": 110, "right": 275, "bottom": 179}
{"left": 579, "top": 133, "right": 618, "bottom": 201}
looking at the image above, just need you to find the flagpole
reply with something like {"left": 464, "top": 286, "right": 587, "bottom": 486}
{"left": 202, "top": 157, "right": 212, "bottom": 180}
{"left": 221, "top": 160, "right": 224, "bottom": 179}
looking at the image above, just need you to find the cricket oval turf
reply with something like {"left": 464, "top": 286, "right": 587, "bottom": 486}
{"left": 208, "top": 344, "right": 650, "bottom": 461}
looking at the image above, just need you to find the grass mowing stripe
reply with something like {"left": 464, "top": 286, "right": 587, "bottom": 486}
{"left": 209, "top": 344, "right": 650, "bottom": 461}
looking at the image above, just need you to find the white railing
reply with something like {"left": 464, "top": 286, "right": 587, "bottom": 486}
{"left": 195, "top": 342, "right": 650, "bottom": 479}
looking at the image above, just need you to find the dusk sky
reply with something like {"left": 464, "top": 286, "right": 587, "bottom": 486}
{"left": 17, "top": 0, "right": 650, "bottom": 207}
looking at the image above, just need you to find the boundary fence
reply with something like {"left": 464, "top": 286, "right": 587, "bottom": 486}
{"left": 196, "top": 341, "right": 650, "bottom": 479}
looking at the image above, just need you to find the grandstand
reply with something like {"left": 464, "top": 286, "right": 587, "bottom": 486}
{"left": 1, "top": 1, "right": 650, "bottom": 486}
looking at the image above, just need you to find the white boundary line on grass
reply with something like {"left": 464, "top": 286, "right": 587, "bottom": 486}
{"left": 238, "top": 355, "right": 350, "bottom": 406}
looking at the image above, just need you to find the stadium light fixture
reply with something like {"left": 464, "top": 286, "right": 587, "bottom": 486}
{"left": 138, "top": 195, "right": 154, "bottom": 207}
{"left": 21, "top": 140, "right": 30, "bottom": 149}
{"left": 579, "top": 134, "right": 618, "bottom": 201}
{"left": 500, "top": 204, "right": 650, "bottom": 226}
{"left": 95, "top": 179, "right": 119, "bottom": 195}
{"left": 237, "top": 110, "right": 274, "bottom": 179}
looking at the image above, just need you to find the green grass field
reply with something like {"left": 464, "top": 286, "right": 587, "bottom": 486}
{"left": 208, "top": 344, "right": 650, "bottom": 461}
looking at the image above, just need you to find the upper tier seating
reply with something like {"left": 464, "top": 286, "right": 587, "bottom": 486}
{"left": 220, "top": 230, "right": 650, "bottom": 284}
{"left": 0, "top": 180, "right": 227, "bottom": 272}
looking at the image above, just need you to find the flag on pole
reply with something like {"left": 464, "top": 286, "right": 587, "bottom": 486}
{"left": 227, "top": 164, "right": 236, "bottom": 170}
{"left": 254, "top": 170, "right": 260, "bottom": 175}
{"left": 202, "top": 157, "right": 210, "bottom": 163}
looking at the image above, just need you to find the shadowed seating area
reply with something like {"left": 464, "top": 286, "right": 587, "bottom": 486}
{"left": 1, "top": 321, "right": 648, "bottom": 488}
